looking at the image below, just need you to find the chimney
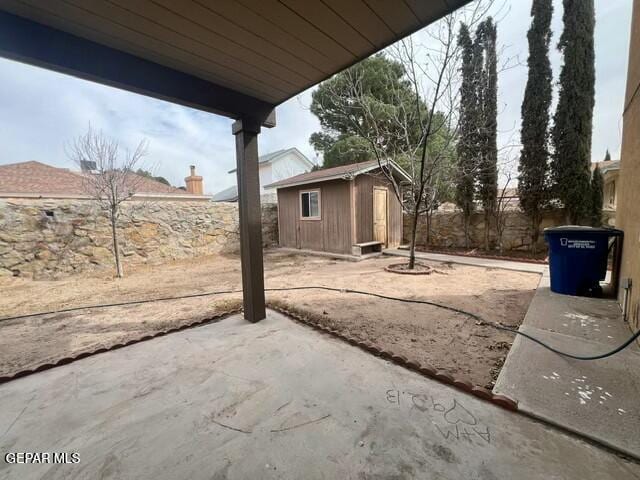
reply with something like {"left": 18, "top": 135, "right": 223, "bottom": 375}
{"left": 184, "top": 165, "right": 204, "bottom": 195}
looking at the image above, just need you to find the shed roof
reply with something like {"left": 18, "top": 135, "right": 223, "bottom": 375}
{"left": 266, "top": 159, "right": 409, "bottom": 189}
{"left": 0, "top": 1, "right": 470, "bottom": 121}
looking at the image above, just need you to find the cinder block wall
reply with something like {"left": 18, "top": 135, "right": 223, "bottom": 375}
{"left": 0, "top": 199, "right": 278, "bottom": 279}
{"left": 616, "top": 0, "right": 640, "bottom": 331}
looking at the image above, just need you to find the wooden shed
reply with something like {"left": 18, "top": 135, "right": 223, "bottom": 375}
{"left": 267, "top": 160, "right": 408, "bottom": 255}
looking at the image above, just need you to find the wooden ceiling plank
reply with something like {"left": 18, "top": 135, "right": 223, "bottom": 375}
{"left": 119, "top": 0, "right": 320, "bottom": 83}
{"left": 0, "top": 0, "right": 273, "bottom": 101}
{"left": 0, "top": 0, "right": 472, "bottom": 108}
{"left": 279, "top": 0, "right": 373, "bottom": 55}
{"left": 234, "top": 0, "right": 355, "bottom": 66}
{"left": 52, "top": 0, "right": 297, "bottom": 98}
{"left": 402, "top": 0, "right": 451, "bottom": 23}
{"left": 152, "top": 0, "right": 327, "bottom": 79}
{"left": 4, "top": 0, "right": 284, "bottom": 101}
{"left": 194, "top": 0, "right": 335, "bottom": 74}
{"left": 363, "top": 0, "right": 420, "bottom": 35}
{"left": 0, "top": 10, "right": 277, "bottom": 119}
{"left": 320, "top": 0, "right": 395, "bottom": 48}
{"left": 69, "top": 0, "right": 301, "bottom": 92}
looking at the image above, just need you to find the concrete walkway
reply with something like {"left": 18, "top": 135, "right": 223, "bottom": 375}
{"left": 385, "top": 248, "right": 546, "bottom": 274}
{"left": 1, "top": 310, "right": 638, "bottom": 479}
{"left": 495, "top": 271, "right": 640, "bottom": 460}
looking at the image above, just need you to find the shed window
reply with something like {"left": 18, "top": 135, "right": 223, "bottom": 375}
{"left": 300, "top": 190, "right": 320, "bottom": 219}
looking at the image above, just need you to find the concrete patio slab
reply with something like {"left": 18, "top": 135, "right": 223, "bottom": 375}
{"left": 522, "top": 275, "right": 631, "bottom": 346}
{"left": 1, "top": 310, "right": 638, "bottom": 479}
{"left": 495, "top": 272, "right": 640, "bottom": 460}
{"left": 385, "top": 248, "right": 546, "bottom": 274}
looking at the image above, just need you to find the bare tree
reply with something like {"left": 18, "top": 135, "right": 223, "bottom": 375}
{"left": 68, "top": 127, "right": 149, "bottom": 278}
{"left": 312, "top": 2, "right": 494, "bottom": 268}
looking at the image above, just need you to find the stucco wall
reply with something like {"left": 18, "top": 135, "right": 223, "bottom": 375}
{"left": 616, "top": 0, "right": 640, "bottom": 330}
{"left": 0, "top": 199, "right": 278, "bottom": 279}
{"left": 404, "top": 208, "right": 566, "bottom": 251}
{"left": 262, "top": 151, "right": 314, "bottom": 201}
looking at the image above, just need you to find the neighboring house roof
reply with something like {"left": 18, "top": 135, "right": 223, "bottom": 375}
{"left": 265, "top": 160, "right": 410, "bottom": 189}
{"left": 0, "top": 160, "right": 85, "bottom": 196}
{"left": 592, "top": 160, "right": 620, "bottom": 175}
{"left": 212, "top": 185, "right": 238, "bottom": 202}
{"left": 0, "top": 160, "right": 202, "bottom": 199}
{"left": 227, "top": 147, "right": 315, "bottom": 174}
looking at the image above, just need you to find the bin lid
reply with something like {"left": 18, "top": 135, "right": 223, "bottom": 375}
{"left": 544, "top": 225, "right": 623, "bottom": 235}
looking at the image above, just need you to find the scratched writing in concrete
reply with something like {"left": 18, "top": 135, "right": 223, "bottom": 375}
{"left": 385, "top": 389, "right": 490, "bottom": 444}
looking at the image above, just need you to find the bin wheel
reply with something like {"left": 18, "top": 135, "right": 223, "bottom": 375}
{"left": 584, "top": 284, "right": 603, "bottom": 298}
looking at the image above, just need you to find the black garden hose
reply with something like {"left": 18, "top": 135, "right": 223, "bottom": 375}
{"left": 1, "top": 285, "right": 638, "bottom": 361}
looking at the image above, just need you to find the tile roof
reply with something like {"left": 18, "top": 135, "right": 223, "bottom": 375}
{"left": 0, "top": 160, "right": 185, "bottom": 197}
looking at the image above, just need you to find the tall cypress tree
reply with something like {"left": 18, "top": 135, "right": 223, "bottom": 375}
{"left": 518, "top": 0, "right": 553, "bottom": 252}
{"left": 455, "top": 23, "right": 477, "bottom": 248}
{"left": 604, "top": 149, "right": 611, "bottom": 162}
{"left": 589, "top": 165, "right": 604, "bottom": 226}
{"left": 477, "top": 18, "right": 498, "bottom": 250}
{"left": 551, "top": 0, "right": 596, "bottom": 224}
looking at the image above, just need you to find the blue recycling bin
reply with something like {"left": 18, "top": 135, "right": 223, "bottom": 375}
{"left": 544, "top": 226, "right": 623, "bottom": 297}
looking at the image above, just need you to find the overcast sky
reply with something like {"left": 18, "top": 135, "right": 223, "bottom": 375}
{"left": 0, "top": 0, "right": 632, "bottom": 195}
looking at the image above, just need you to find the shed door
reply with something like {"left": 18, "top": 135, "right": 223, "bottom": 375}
{"left": 373, "top": 187, "right": 388, "bottom": 246}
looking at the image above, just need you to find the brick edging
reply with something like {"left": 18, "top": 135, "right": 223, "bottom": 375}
{"left": 0, "top": 308, "right": 242, "bottom": 385}
{"left": 268, "top": 304, "right": 518, "bottom": 412}
{"left": 1, "top": 304, "right": 518, "bottom": 412}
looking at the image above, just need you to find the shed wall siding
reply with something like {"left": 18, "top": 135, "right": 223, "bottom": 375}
{"left": 320, "top": 180, "right": 352, "bottom": 253}
{"left": 276, "top": 180, "right": 352, "bottom": 254}
{"left": 299, "top": 216, "right": 324, "bottom": 251}
{"left": 276, "top": 188, "right": 299, "bottom": 248}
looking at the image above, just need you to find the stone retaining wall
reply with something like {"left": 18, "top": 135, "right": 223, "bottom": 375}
{"left": 0, "top": 199, "right": 278, "bottom": 279}
{"left": 404, "top": 208, "right": 566, "bottom": 251}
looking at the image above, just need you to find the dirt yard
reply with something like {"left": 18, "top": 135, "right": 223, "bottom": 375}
{"left": 0, "top": 251, "right": 540, "bottom": 387}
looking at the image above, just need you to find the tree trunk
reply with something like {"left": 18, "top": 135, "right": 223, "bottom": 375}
{"left": 484, "top": 214, "right": 490, "bottom": 251}
{"left": 463, "top": 213, "right": 471, "bottom": 249}
{"left": 495, "top": 219, "right": 503, "bottom": 255}
{"left": 110, "top": 213, "right": 123, "bottom": 278}
{"left": 530, "top": 215, "right": 541, "bottom": 255}
{"left": 408, "top": 210, "right": 420, "bottom": 269}
{"left": 426, "top": 211, "right": 432, "bottom": 246}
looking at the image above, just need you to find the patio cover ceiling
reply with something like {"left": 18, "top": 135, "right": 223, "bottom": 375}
{"left": 0, "top": 0, "right": 469, "bottom": 122}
